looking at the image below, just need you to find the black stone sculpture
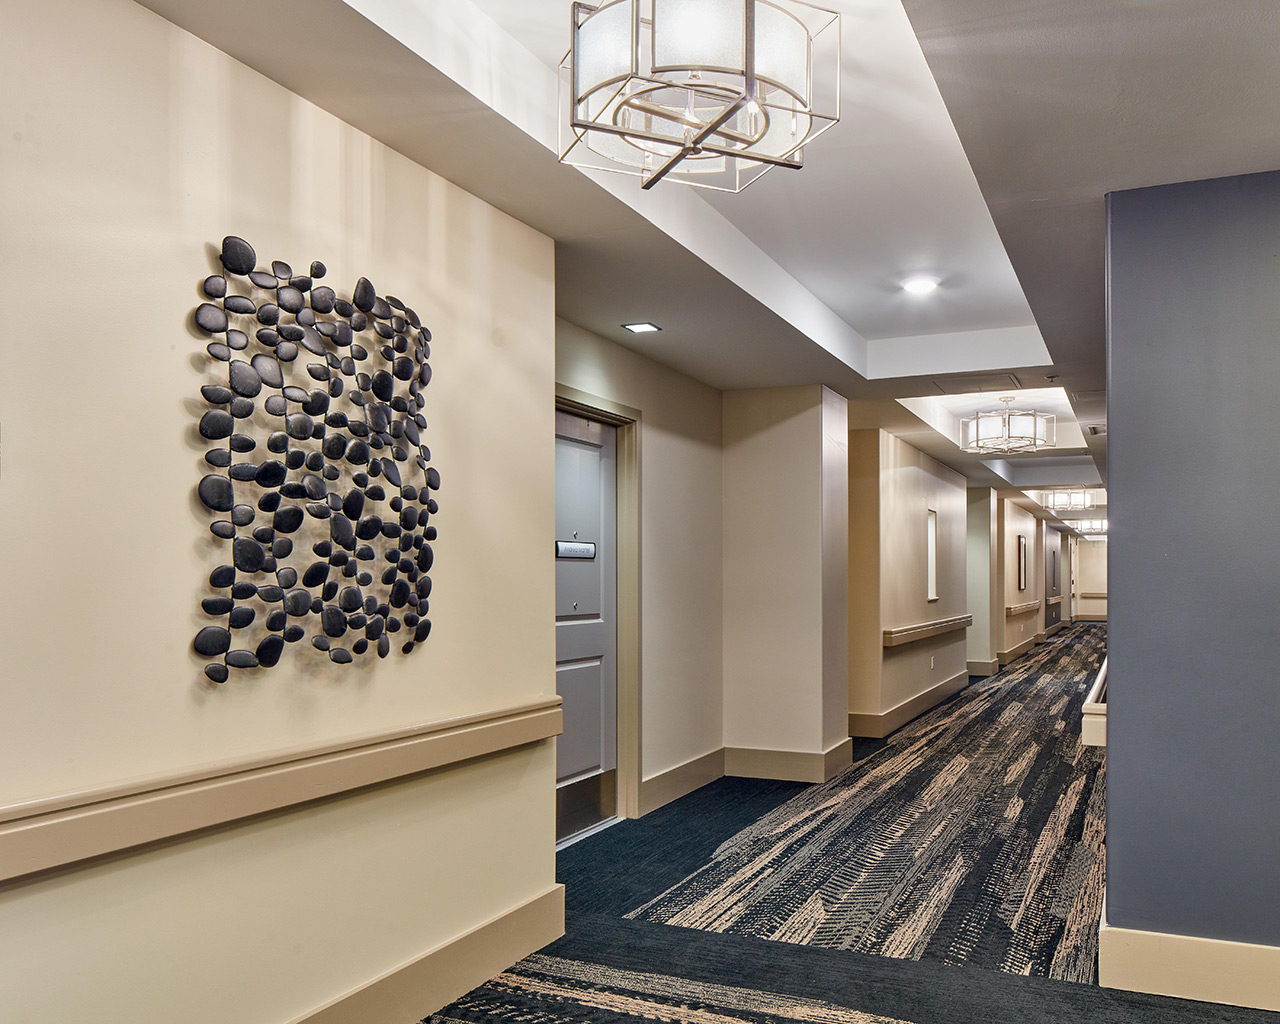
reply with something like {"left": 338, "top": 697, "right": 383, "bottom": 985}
{"left": 192, "top": 235, "right": 439, "bottom": 684}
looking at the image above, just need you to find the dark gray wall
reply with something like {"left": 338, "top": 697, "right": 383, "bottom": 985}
{"left": 1108, "top": 170, "right": 1280, "bottom": 945}
{"left": 1044, "top": 527, "right": 1061, "bottom": 629}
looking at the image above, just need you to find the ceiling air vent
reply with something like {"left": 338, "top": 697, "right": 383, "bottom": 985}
{"left": 931, "top": 373, "right": 1022, "bottom": 395}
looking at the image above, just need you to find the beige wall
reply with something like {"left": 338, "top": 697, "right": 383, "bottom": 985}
{"left": 1077, "top": 537, "right": 1109, "bottom": 618}
{"left": 0, "top": 0, "right": 555, "bottom": 1018}
{"left": 966, "top": 487, "right": 1000, "bottom": 667}
{"left": 821, "top": 388, "right": 852, "bottom": 750}
{"left": 555, "top": 320, "right": 724, "bottom": 780}
{"left": 723, "top": 386, "right": 848, "bottom": 755}
{"left": 849, "top": 432, "right": 967, "bottom": 719}
{"left": 1000, "top": 500, "right": 1041, "bottom": 652}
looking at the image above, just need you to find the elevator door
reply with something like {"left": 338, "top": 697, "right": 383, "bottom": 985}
{"left": 554, "top": 410, "right": 617, "bottom": 841}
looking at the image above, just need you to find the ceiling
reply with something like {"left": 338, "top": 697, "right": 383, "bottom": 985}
{"left": 138, "top": 0, "right": 1280, "bottom": 497}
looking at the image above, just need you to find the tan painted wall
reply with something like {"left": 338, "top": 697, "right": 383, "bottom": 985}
{"left": 821, "top": 388, "right": 852, "bottom": 750}
{"left": 0, "top": 0, "right": 555, "bottom": 1018}
{"left": 555, "top": 320, "right": 724, "bottom": 780}
{"left": 1077, "top": 538, "right": 1109, "bottom": 617}
{"left": 847, "top": 431, "right": 883, "bottom": 716}
{"left": 966, "top": 487, "right": 1000, "bottom": 665}
{"left": 723, "top": 386, "right": 847, "bottom": 754}
{"left": 876, "top": 433, "right": 968, "bottom": 712}
{"left": 1000, "top": 500, "right": 1042, "bottom": 652}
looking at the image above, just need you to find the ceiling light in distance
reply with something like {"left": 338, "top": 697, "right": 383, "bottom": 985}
{"left": 623, "top": 322, "right": 662, "bottom": 333}
{"left": 961, "top": 395, "right": 1056, "bottom": 454}
{"left": 901, "top": 275, "right": 939, "bottom": 295}
{"left": 1044, "top": 488, "right": 1095, "bottom": 511}
{"left": 560, "top": 0, "right": 841, "bottom": 192}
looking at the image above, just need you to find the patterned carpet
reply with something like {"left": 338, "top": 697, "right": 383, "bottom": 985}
{"left": 628, "top": 623, "right": 1108, "bottom": 982}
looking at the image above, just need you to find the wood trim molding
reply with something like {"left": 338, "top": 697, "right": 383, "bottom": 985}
{"left": 1046, "top": 595, "right": 1063, "bottom": 606}
{"left": 295, "top": 884, "right": 565, "bottom": 1024}
{"left": 0, "top": 697, "right": 563, "bottom": 884}
{"left": 639, "top": 748, "right": 725, "bottom": 816}
{"left": 1045, "top": 621, "right": 1064, "bottom": 639}
{"left": 967, "top": 658, "right": 999, "bottom": 678}
{"left": 1075, "top": 613, "right": 1108, "bottom": 622}
{"left": 1005, "top": 600, "right": 1041, "bottom": 616}
{"left": 882, "top": 613, "right": 973, "bottom": 647}
{"left": 998, "top": 635, "right": 1037, "bottom": 665}
{"left": 1081, "top": 591, "right": 1108, "bottom": 600}
{"left": 725, "top": 738, "right": 851, "bottom": 784}
{"left": 849, "top": 671, "right": 968, "bottom": 739}
{"left": 1099, "top": 902, "right": 1280, "bottom": 1012}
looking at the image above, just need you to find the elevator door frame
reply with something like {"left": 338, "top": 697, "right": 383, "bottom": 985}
{"left": 555, "top": 385, "right": 641, "bottom": 821}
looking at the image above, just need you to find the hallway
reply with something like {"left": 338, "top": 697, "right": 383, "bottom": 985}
{"left": 425, "top": 625, "right": 1271, "bottom": 1023}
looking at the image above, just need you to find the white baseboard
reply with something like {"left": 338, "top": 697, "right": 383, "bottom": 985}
{"left": 967, "top": 658, "right": 999, "bottom": 677}
{"left": 1045, "top": 622, "right": 1064, "bottom": 638}
{"left": 725, "top": 737, "right": 852, "bottom": 784}
{"left": 997, "top": 635, "right": 1037, "bottom": 665}
{"left": 1075, "top": 613, "right": 1107, "bottom": 622}
{"left": 639, "top": 748, "right": 725, "bottom": 815}
{"left": 848, "top": 671, "right": 969, "bottom": 739}
{"left": 295, "top": 884, "right": 565, "bottom": 1023}
{"left": 1100, "top": 907, "right": 1280, "bottom": 1012}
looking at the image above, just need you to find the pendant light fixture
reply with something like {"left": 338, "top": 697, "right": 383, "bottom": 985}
{"left": 961, "top": 396, "right": 1056, "bottom": 454}
{"left": 1044, "top": 488, "right": 1095, "bottom": 511}
{"left": 560, "top": 0, "right": 841, "bottom": 192}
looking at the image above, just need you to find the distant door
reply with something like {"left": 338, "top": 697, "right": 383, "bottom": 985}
{"left": 554, "top": 410, "right": 617, "bottom": 841}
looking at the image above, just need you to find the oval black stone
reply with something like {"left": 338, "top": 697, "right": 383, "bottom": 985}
{"left": 230, "top": 434, "right": 256, "bottom": 453}
{"left": 303, "top": 562, "right": 329, "bottom": 588}
{"left": 330, "top": 378, "right": 345, "bottom": 398}
{"left": 224, "top": 294, "right": 255, "bottom": 315}
{"left": 273, "top": 506, "right": 304, "bottom": 533}
{"left": 350, "top": 311, "right": 368, "bottom": 332}
{"left": 419, "top": 362, "right": 432, "bottom": 387}
{"left": 284, "top": 590, "right": 311, "bottom": 616}
{"left": 302, "top": 391, "right": 329, "bottom": 416}
{"left": 303, "top": 474, "right": 326, "bottom": 500}
{"left": 310, "top": 260, "right": 326, "bottom": 278}
{"left": 230, "top": 397, "right": 255, "bottom": 419}
{"left": 400, "top": 506, "right": 419, "bottom": 530}
{"left": 392, "top": 356, "right": 415, "bottom": 381}
{"left": 321, "top": 605, "right": 347, "bottom": 638}
{"left": 339, "top": 587, "right": 363, "bottom": 612}
{"left": 252, "top": 354, "right": 283, "bottom": 388}
{"left": 285, "top": 413, "right": 314, "bottom": 440}
{"left": 356, "top": 516, "right": 382, "bottom": 541}
{"left": 306, "top": 363, "right": 330, "bottom": 382}
{"left": 257, "top": 586, "right": 283, "bottom": 604}
{"left": 313, "top": 635, "right": 331, "bottom": 652}
{"left": 390, "top": 580, "right": 410, "bottom": 608}
{"left": 341, "top": 490, "right": 364, "bottom": 521}
{"left": 275, "top": 342, "right": 299, "bottom": 363}
{"left": 222, "top": 237, "right": 257, "bottom": 275}
{"left": 229, "top": 360, "right": 262, "bottom": 398}
{"left": 232, "top": 581, "right": 258, "bottom": 599}
{"left": 333, "top": 322, "right": 353, "bottom": 348}
{"left": 198, "top": 474, "right": 233, "bottom": 512}
{"left": 258, "top": 491, "right": 282, "bottom": 513}
{"left": 195, "top": 302, "right": 229, "bottom": 335}
{"left": 330, "top": 647, "right": 353, "bottom": 664}
{"left": 331, "top": 514, "right": 356, "bottom": 550}
{"left": 311, "top": 286, "right": 336, "bottom": 313}
{"left": 291, "top": 275, "right": 312, "bottom": 291}
{"left": 417, "top": 544, "right": 434, "bottom": 572}
{"left": 286, "top": 450, "right": 306, "bottom": 470}
{"left": 277, "top": 289, "right": 303, "bottom": 317}
{"left": 210, "top": 565, "right": 236, "bottom": 589}
{"left": 202, "top": 597, "right": 233, "bottom": 616}
{"left": 265, "top": 395, "right": 287, "bottom": 417}
{"left": 320, "top": 434, "right": 346, "bottom": 461}
{"left": 284, "top": 625, "right": 306, "bottom": 642}
{"left": 354, "top": 278, "right": 378, "bottom": 313}
{"left": 315, "top": 321, "right": 337, "bottom": 339}
{"left": 371, "top": 297, "right": 391, "bottom": 320}
{"left": 226, "top": 650, "right": 259, "bottom": 669}
{"left": 365, "top": 616, "right": 384, "bottom": 640}
{"left": 372, "top": 371, "right": 394, "bottom": 402}
{"left": 417, "top": 577, "right": 432, "bottom": 600}
{"left": 426, "top": 467, "right": 441, "bottom": 490}
{"left": 281, "top": 482, "right": 307, "bottom": 499}
{"left": 377, "top": 634, "right": 390, "bottom": 658}
{"left": 203, "top": 275, "right": 227, "bottom": 299}
{"left": 346, "top": 440, "right": 370, "bottom": 465}
{"left": 201, "top": 384, "right": 233, "bottom": 405}
{"left": 256, "top": 328, "right": 279, "bottom": 348}
{"left": 267, "top": 432, "right": 289, "bottom": 454}
{"left": 233, "top": 538, "right": 266, "bottom": 573}
{"left": 374, "top": 321, "right": 393, "bottom": 340}
{"left": 205, "top": 663, "right": 229, "bottom": 684}
{"left": 228, "top": 606, "right": 255, "bottom": 629}
{"left": 249, "top": 270, "right": 277, "bottom": 289}
{"left": 270, "top": 259, "right": 291, "bottom": 280}
{"left": 257, "top": 303, "right": 280, "bottom": 326}
{"left": 307, "top": 451, "right": 326, "bottom": 472}
{"left": 194, "top": 626, "right": 232, "bottom": 656}
{"left": 199, "top": 412, "right": 235, "bottom": 445}
{"left": 349, "top": 420, "right": 369, "bottom": 438}
{"left": 266, "top": 609, "right": 287, "bottom": 632}
{"left": 352, "top": 638, "right": 369, "bottom": 656}
{"left": 231, "top": 504, "right": 255, "bottom": 527}
{"left": 256, "top": 635, "right": 285, "bottom": 668}
{"left": 253, "top": 525, "right": 274, "bottom": 543}
{"left": 305, "top": 502, "right": 331, "bottom": 520}
{"left": 382, "top": 460, "right": 402, "bottom": 488}
{"left": 339, "top": 356, "right": 356, "bottom": 377}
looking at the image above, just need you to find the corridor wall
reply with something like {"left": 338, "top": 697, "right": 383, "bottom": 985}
{"left": 849, "top": 430, "right": 968, "bottom": 737}
{"left": 0, "top": 1, "right": 559, "bottom": 1021}
{"left": 1103, "top": 168, "right": 1280, "bottom": 1009}
{"left": 555, "top": 320, "right": 724, "bottom": 810}
{"left": 998, "top": 500, "right": 1041, "bottom": 663}
{"left": 1075, "top": 539, "right": 1108, "bottom": 621}
{"left": 965, "top": 487, "right": 1001, "bottom": 675}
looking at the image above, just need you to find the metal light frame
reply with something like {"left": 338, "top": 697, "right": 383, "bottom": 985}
{"left": 1044, "top": 488, "right": 1096, "bottom": 511}
{"left": 559, "top": 0, "right": 841, "bottom": 192}
{"left": 960, "top": 396, "right": 1056, "bottom": 455}
{"left": 1075, "top": 519, "right": 1108, "bottom": 535}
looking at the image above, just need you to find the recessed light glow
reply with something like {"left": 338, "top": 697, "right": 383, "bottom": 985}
{"left": 901, "top": 276, "right": 939, "bottom": 295}
{"left": 623, "top": 322, "right": 662, "bottom": 333}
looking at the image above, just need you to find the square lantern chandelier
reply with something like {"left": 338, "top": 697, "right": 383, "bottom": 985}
{"left": 1044, "top": 488, "right": 1096, "bottom": 511}
{"left": 559, "top": 0, "right": 841, "bottom": 192}
{"left": 961, "top": 396, "right": 1056, "bottom": 455}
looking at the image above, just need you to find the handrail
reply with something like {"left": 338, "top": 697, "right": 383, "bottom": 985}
{"left": 1005, "top": 600, "right": 1040, "bottom": 616}
{"left": 1085, "top": 657, "right": 1108, "bottom": 706}
{"left": 882, "top": 613, "right": 973, "bottom": 648}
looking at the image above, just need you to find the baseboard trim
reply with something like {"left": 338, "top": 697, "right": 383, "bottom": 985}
{"left": 724, "top": 737, "right": 852, "bottom": 784}
{"left": 848, "top": 670, "right": 968, "bottom": 738}
{"left": 295, "top": 884, "right": 565, "bottom": 1024}
{"left": 967, "top": 658, "right": 999, "bottom": 677}
{"left": 1034, "top": 631, "right": 1047, "bottom": 643}
{"left": 1075, "top": 613, "right": 1107, "bottom": 622}
{"left": 1099, "top": 910, "right": 1280, "bottom": 1012}
{"left": 998, "top": 635, "right": 1037, "bottom": 665}
{"left": 638, "top": 748, "right": 725, "bottom": 816}
{"left": 0, "top": 697, "right": 562, "bottom": 884}
{"left": 1045, "top": 622, "right": 1064, "bottom": 638}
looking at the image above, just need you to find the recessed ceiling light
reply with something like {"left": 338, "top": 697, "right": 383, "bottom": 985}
{"left": 901, "top": 276, "right": 940, "bottom": 295}
{"left": 623, "top": 322, "right": 662, "bottom": 333}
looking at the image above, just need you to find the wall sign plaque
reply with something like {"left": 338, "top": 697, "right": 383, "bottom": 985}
{"left": 192, "top": 236, "right": 440, "bottom": 683}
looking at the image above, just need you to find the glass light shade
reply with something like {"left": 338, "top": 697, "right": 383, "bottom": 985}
{"left": 960, "top": 402, "right": 1056, "bottom": 454}
{"left": 560, "top": 0, "right": 840, "bottom": 192}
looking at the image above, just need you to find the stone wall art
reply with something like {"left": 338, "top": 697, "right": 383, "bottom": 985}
{"left": 192, "top": 236, "right": 439, "bottom": 684}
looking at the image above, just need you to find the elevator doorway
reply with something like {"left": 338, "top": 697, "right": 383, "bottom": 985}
{"left": 554, "top": 410, "right": 618, "bottom": 841}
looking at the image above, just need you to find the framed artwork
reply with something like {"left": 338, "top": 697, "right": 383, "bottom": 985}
{"left": 1018, "top": 534, "right": 1028, "bottom": 591}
